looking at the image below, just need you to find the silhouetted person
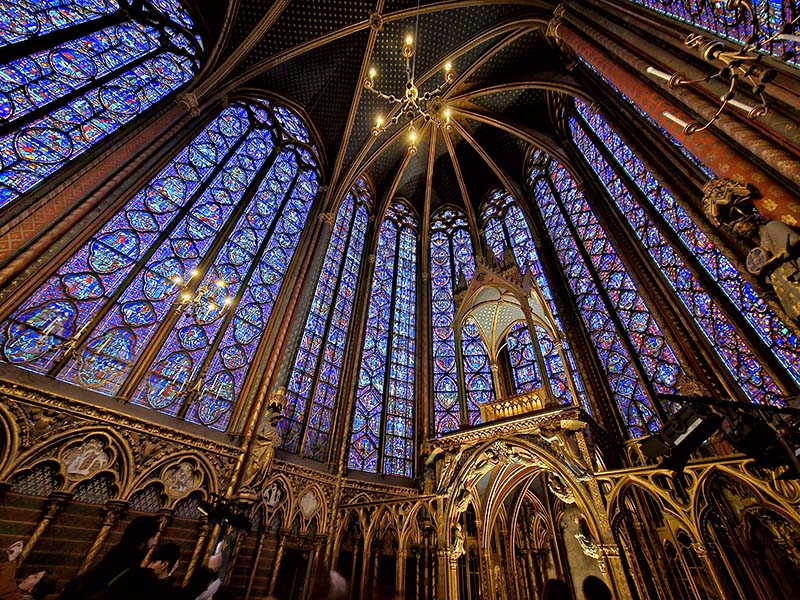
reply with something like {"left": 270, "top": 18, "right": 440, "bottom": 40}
{"left": 56, "top": 516, "right": 160, "bottom": 600}
{"left": 180, "top": 567, "right": 221, "bottom": 600}
{"left": 582, "top": 575, "right": 612, "bottom": 600}
{"left": 541, "top": 578, "right": 571, "bottom": 600}
{"left": 91, "top": 543, "right": 181, "bottom": 600}
{"left": 1, "top": 541, "right": 57, "bottom": 600}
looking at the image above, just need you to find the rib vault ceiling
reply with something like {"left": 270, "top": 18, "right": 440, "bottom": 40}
{"left": 188, "top": 0, "right": 582, "bottom": 221}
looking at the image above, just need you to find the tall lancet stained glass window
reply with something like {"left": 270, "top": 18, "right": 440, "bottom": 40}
{"left": 349, "top": 201, "right": 417, "bottom": 477}
{"left": 279, "top": 179, "right": 371, "bottom": 460}
{"left": 524, "top": 164, "right": 683, "bottom": 437}
{"left": 570, "top": 99, "right": 797, "bottom": 403}
{"left": 0, "top": 99, "right": 320, "bottom": 431}
{"left": 430, "top": 208, "right": 494, "bottom": 435}
{"left": 0, "top": 0, "right": 202, "bottom": 211}
{"left": 480, "top": 190, "right": 586, "bottom": 411}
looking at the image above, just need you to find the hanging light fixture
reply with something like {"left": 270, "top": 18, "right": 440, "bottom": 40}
{"left": 645, "top": 0, "right": 799, "bottom": 134}
{"left": 365, "top": 0, "right": 455, "bottom": 151}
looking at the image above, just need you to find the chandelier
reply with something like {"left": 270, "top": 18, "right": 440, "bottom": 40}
{"left": 645, "top": 0, "right": 799, "bottom": 135}
{"left": 365, "top": 20, "right": 455, "bottom": 153}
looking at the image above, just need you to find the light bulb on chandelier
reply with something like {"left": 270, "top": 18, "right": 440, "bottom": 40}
{"left": 365, "top": 3, "right": 457, "bottom": 150}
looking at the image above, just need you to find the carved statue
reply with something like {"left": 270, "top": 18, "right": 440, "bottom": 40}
{"left": 702, "top": 178, "right": 763, "bottom": 242}
{"left": 241, "top": 421, "right": 279, "bottom": 492}
{"left": 241, "top": 392, "right": 285, "bottom": 492}
{"left": 450, "top": 522, "right": 465, "bottom": 559}
{"left": 534, "top": 422, "right": 593, "bottom": 482}
{"left": 748, "top": 220, "right": 800, "bottom": 321}
{"left": 425, "top": 444, "right": 466, "bottom": 493}
{"left": 546, "top": 471, "right": 575, "bottom": 504}
{"left": 574, "top": 514, "right": 600, "bottom": 559}
{"left": 452, "top": 484, "right": 473, "bottom": 514}
{"left": 463, "top": 445, "right": 503, "bottom": 489}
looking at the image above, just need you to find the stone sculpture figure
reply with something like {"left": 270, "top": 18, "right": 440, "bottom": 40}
{"left": 748, "top": 220, "right": 800, "bottom": 321}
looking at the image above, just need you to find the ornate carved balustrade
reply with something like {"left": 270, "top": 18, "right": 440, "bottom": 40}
{"left": 479, "top": 388, "right": 547, "bottom": 422}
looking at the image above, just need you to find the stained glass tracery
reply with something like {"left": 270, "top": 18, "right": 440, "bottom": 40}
{"left": 527, "top": 162, "right": 677, "bottom": 437}
{"left": 0, "top": 0, "right": 201, "bottom": 211}
{"left": 572, "top": 100, "right": 796, "bottom": 404}
{"left": 278, "top": 179, "right": 370, "bottom": 460}
{"left": 0, "top": 99, "right": 320, "bottom": 431}
{"left": 349, "top": 201, "right": 417, "bottom": 477}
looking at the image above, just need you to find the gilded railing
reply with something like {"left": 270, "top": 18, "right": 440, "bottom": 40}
{"left": 479, "top": 388, "right": 547, "bottom": 422}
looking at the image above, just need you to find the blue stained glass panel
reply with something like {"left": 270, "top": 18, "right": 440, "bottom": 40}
{"left": 279, "top": 179, "right": 370, "bottom": 458}
{"left": 430, "top": 208, "right": 478, "bottom": 435}
{"left": 0, "top": 105, "right": 248, "bottom": 373}
{"left": 131, "top": 148, "right": 299, "bottom": 415}
{"left": 572, "top": 101, "right": 793, "bottom": 403}
{"left": 350, "top": 202, "right": 417, "bottom": 476}
{"left": 0, "top": 52, "right": 196, "bottom": 210}
{"left": 188, "top": 166, "right": 318, "bottom": 430}
{"left": 57, "top": 127, "right": 276, "bottom": 394}
{"left": 0, "top": 0, "right": 119, "bottom": 47}
{"left": 0, "top": 0, "right": 200, "bottom": 211}
{"left": 506, "top": 322, "right": 541, "bottom": 394}
{"left": 462, "top": 316, "right": 494, "bottom": 426}
{"left": 530, "top": 165, "right": 665, "bottom": 437}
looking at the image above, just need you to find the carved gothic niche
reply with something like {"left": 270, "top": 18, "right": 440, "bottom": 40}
{"left": 128, "top": 454, "right": 215, "bottom": 513}
{"left": 261, "top": 477, "right": 288, "bottom": 511}
{"left": 296, "top": 486, "right": 325, "bottom": 533}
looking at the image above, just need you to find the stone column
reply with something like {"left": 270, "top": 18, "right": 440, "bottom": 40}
{"left": 78, "top": 500, "right": 128, "bottom": 574}
{"left": 395, "top": 549, "right": 407, "bottom": 598}
{"left": 183, "top": 517, "right": 210, "bottom": 585}
{"left": 692, "top": 542, "right": 728, "bottom": 600}
{"left": 448, "top": 552, "right": 460, "bottom": 600}
{"left": 349, "top": 546, "right": 360, "bottom": 600}
{"left": 142, "top": 508, "right": 173, "bottom": 566}
{"left": 244, "top": 527, "right": 265, "bottom": 600}
{"left": 268, "top": 533, "right": 287, "bottom": 597}
{"left": 436, "top": 548, "right": 450, "bottom": 599}
{"left": 19, "top": 492, "right": 71, "bottom": 564}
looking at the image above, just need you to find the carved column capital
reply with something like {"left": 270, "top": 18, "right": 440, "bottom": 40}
{"left": 177, "top": 92, "right": 201, "bottom": 116}
{"left": 317, "top": 212, "right": 336, "bottom": 227}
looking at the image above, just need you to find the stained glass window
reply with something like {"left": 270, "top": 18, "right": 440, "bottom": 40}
{"left": 0, "top": 0, "right": 202, "bottom": 211}
{"left": 480, "top": 190, "right": 587, "bottom": 411}
{"left": 429, "top": 208, "right": 494, "bottom": 435}
{"left": 626, "top": 1, "right": 798, "bottom": 68}
{"left": 278, "top": 179, "right": 371, "bottom": 460}
{"left": 528, "top": 159, "right": 679, "bottom": 437}
{"left": 349, "top": 201, "right": 417, "bottom": 477}
{"left": 572, "top": 100, "right": 796, "bottom": 404}
{"left": 0, "top": 100, "right": 320, "bottom": 431}
{"left": 506, "top": 322, "right": 541, "bottom": 393}
{"left": 461, "top": 316, "right": 495, "bottom": 427}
